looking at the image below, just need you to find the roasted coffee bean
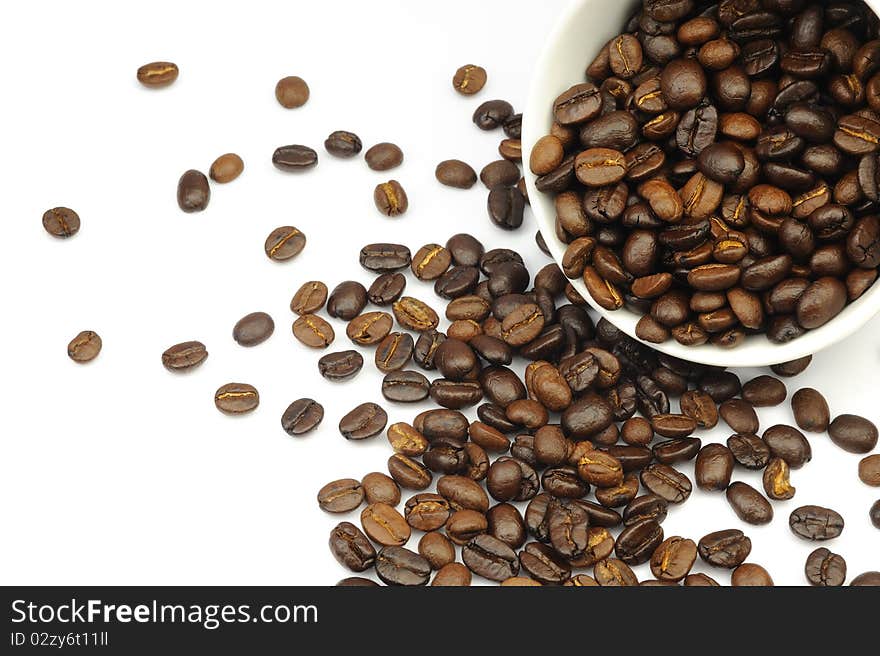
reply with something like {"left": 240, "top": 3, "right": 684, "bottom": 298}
{"left": 335, "top": 577, "right": 377, "bottom": 587}
{"left": 137, "top": 61, "right": 178, "bottom": 87}
{"left": 382, "top": 370, "right": 430, "bottom": 403}
{"left": 640, "top": 464, "right": 691, "bottom": 504}
{"left": 413, "top": 330, "right": 445, "bottom": 370}
{"left": 437, "top": 474, "right": 490, "bottom": 513}
{"left": 42, "top": 207, "right": 80, "bottom": 238}
{"left": 375, "top": 546, "right": 431, "bottom": 586}
{"left": 360, "top": 243, "right": 411, "bottom": 272}
{"left": 771, "top": 355, "right": 813, "bottom": 377}
{"left": 695, "top": 443, "right": 735, "bottom": 491}
{"left": 684, "top": 573, "right": 720, "bottom": 587}
{"left": 727, "top": 433, "right": 772, "bottom": 470}
{"left": 698, "top": 529, "right": 752, "bottom": 569}
{"left": 405, "top": 493, "right": 452, "bottom": 532}
{"left": 436, "top": 160, "right": 477, "bottom": 189}
{"left": 453, "top": 64, "right": 487, "bottom": 95}
{"left": 430, "top": 379, "right": 483, "bottom": 409}
{"left": 719, "top": 399, "right": 759, "bottom": 434}
{"left": 365, "top": 143, "right": 403, "bottom": 171}
{"left": 318, "top": 478, "right": 364, "bottom": 514}
{"left": 576, "top": 449, "right": 624, "bottom": 488}
{"left": 388, "top": 454, "right": 432, "bottom": 490}
{"left": 732, "top": 563, "right": 774, "bottom": 587}
{"left": 329, "top": 522, "right": 376, "bottom": 572}
{"left": 66, "top": 330, "right": 102, "bottom": 364}
{"left": 790, "top": 505, "right": 845, "bottom": 541}
{"left": 272, "top": 145, "right": 318, "bottom": 171}
{"left": 324, "top": 131, "right": 362, "bottom": 158}
{"left": 520, "top": 542, "right": 571, "bottom": 584}
{"left": 805, "top": 547, "right": 847, "bottom": 587}
{"left": 347, "top": 311, "right": 393, "bottom": 346}
{"left": 327, "top": 282, "right": 368, "bottom": 320}
{"left": 763, "top": 457, "right": 796, "bottom": 501}
{"left": 232, "top": 311, "right": 274, "bottom": 347}
{"left": 871, "top": 500, "right": 880, "bottom": 529}
{"left": 860, "top": 455, "right": 880, "bottom": 486}
{"left": 726, "top": 482, "right": 774, "bottom": 525}
{"left": 828, "top": 414, "right": 879, "bottom": 453}
{"left": 851, "top": 572, "right": 880, "bottom": 586}
{"left": 362, "top": 472, "right": 401, "bottom": 507}
{"left": 789, "top": 388, "right": 829, "bottom": 432}
{"left": 741, "top": 375, "right": 786, "bottom": 407}
{"left": 374, "top": 180, "right": 408, "bottom": 217}
{"left": 265, "top": 226, "right": 306, "bottom": 261}
{"left": 386, "top": 422, "right": 428, "bottom": 457}
{"left": 293, "top": 314, "right": 334, "bottom": 348}
{"left": 650, "top": 536, "right": 697, "bottom": 582}
{"left": 593, "top": 558, "right": 638, "bottom": 587}
{"left": 474, "top": 99, "right": 514, "bottom": 130}
{"left": 275, "top": 75, "right": 309, "bottom": 107}
{"left": 318, "top": 350, "right": 363, "bottom": 381}
{"left": 214, "top": 382, "right": 258, "bottom": 414}
{"left": 651, "top": 414, "right": 698, "bottom": 439}
{"left": 419, "top": 532, "right": 456, "bottom": 570}
{"left": 446, "top": 509, "right": 488, "bottom": 546}
{"left": 481, "top": 159, "right": 520, "bottom": 190}
{"left": 487, "top": 187, "right": 526, "bottom": 230}
{"left": 291, "top": 281, "right": 328, "bottom": 315}
{"left": 177, "top": 169, "right": 209, "bottom": 212}
{"left": 366, "top": 273, "right": 405, "bottom": 306}
{"left": 487, "top": 503, "right": 527, "bottom": 550}
{"left": 161, "top": 341, "right": 208, "bottom": 372}
{"left": 615, "top": 519, "right": 663, "bottom": 566}
{"left": 463, "top": 534, "right": 519, "bottom": 582}
{"left": 375, "top": 333, "right": 414, "bottom": 373}
{"left": 653, "top": 437, "right": 701, "bottom": 465}
{"left": 661, "top": 58, "right": 707, "bottom": 110}
{"left": 281, "top": 398, "right": 323, "bottom": 436}
{"left": 623, "top": 494, "right": 668, "bottom": 527}
{"left": 763, "top": 424, "right": 812, "bottom": 469}
{"left": 339, "top": 402, "right": 387, "bottom": 440}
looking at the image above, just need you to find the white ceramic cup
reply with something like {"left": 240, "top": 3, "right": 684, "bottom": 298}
{"left": 522, "top": 0, "right": 880, "bottom": 368}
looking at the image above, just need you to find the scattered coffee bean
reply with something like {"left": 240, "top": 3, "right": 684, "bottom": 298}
{"left": 374, "top": 180, "right": 408, "bottom": 216}
{"left": 789, "top": 505, "right": 845, "bottom": 541}
{"left": 731, "top": 563, "right": 774, "bottom": 587}
{"left": 362, "top": 472, "right": 401, "bottom": 507}
{"left": 375, "top": 546, "right": 431, "bottom": 586}
{"left": 42, "top": 207, "right": 80, "bottom": 238}
{"left": 290, "top": 281, "right": 328, "bottom": 315}
{"left": 698, "top": 529, "right": 751, "bottom": 569}
{"left": 828, "top": 414, "right": 879, "bottom": 453}
{"left": 275, "top": 76, "right": 309, "bottom": 108}
{"left": 365, "top": 143, "right": 403, "bottom": 171}
{"left": 272, "top": 145, "right": 318, "bottom": 171}
{"left": 791, "top": 388, "right": 830, "bottom": 432}
{"left": 281, "top": 398, "right": 324, "bottom": 436}
{"left": 137, "top": 61, "right": 178, "bottom": 87}
{"left": 805, "top": 547, "right": 847, "bottom": 587}
{"left": 361, "top": 502, "right": 410, "bottom": 546}
{"left": 859, "top": 454, "right": 880, "bottom": 486}
{"left": 67, "top": 330, "right": 102, "bottom": 363}
{"left": 177, "top": 169, "right": 210, "bottom": 212}
{"left": 232, "top": 311, "right": 274, "bottom": 346}
{"left": 726, "top": 482, "right": 773, "bottom": 525}
{"left": 324, "top": 131, "right": 362, "bottom": 158}
{"left": 436, "top": 160, "right": 477, "bottom": 189}
{"left": 209, "top": 153, "right": 244, "bottom": 183}
{"left": 214, "top": 382, "right": 259, "bottom": 415}
{"left": 161, "top": 341, "right": 208, "bottom": 372}
{"left": 264, "top": 226, "right": 306, "bottom": 261}
{"left": 293, "top": 314, "right": 334, "bottom": 348}
{"left": 339, "top": 402, "right": 388, "bottom": 440}
{"left": 453, "top": 64, "right": 487, "bottom": 95}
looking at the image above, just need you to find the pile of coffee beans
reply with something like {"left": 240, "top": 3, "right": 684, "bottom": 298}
{"left": 533, "top": 0, "right": 880, "bottom": 348}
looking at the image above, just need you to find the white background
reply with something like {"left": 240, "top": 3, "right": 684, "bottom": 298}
{"left": 1, "top": 0, "right": 877, "bottom": 586}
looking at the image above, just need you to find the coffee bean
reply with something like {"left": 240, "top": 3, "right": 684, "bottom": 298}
{"left": 365, "top": 143, "right": 403, "bottom": 171}
{"left": 329, "top": 522, "right": 376, "bottom": 572}
{"left": 374, "top": 333, "right": 414, "bottom": 373}
{"left": 67, "top": 330, "right": 102, "bottom": 363}
{"left": 480, "top": 159, "right": 520, "bottom": 190}
{"left": 453, "top": 64, "right": 487, "bottom": 95}
{"left": 318, "top": 350, "right": 363, "bottom": 381}
{"left": 436, "top": 160, "right": 477, "bottom": 189}
{"left": 871, "top": 500, "right": 880, "bottom": 529}
{"left": 520, "top": 542, "right": 571, "bottom": 584}
{"left": 530, "top": 135, "right": 565, "bottom": 176}
{"left": 366, "top": 273, "right": 405, "bottom": 306}
{"left": 360, "top": 243, "right": 411, "bottom": 273}
{"left": 731, "top": 563, "right": 774, "bottom": 587}
{"left": 684, "top": 573, "right": 720, "bottom": 587}
{"left": 859, "top": 455, "right": 880, "bottom": 486}
{"left": 362, "top": 472, "right": 401, "bottom": 507}
{"left": 719, "top": 399, "right": 759, "bottom": 434}
{"left": 161, "top": 341, "right": 207, "bottom": 372}
{"left": 275, "top": 76, "right": 309, "bottom": 108}
{"left": 698, "top": 529, "right": 751, "bottom": 569}
{"left": 290, "top": 281, "right": 328, "bottom": 315}
{"left": 347, "top": 311, "right": 393, "bottom": 346}
{"left": 462, "top": 534, "right": 520, "bottom": 582}
{"left": 650, "top": 536, "right": 697, "bottom": 582}
{"left": 790, "top": 505, "right": 845, "bottom": 541}
{"left": 361, "top": 502, "right": 411, "bottom": 547}
{"left": 317, "top": 478, "right": 364, "bottom": 513}
{"left": 763, "top": 457, "right": 796, "bottom": 501}
{"left": 432, "top": 562, "right": 472, "bottom": 586}
{"left": 264, "top": 226, "right": 306, "bottom": 261}
{"left": 695, "top": 443, "right": 735, "bottom": 491}
{"left": 382, "top": 370, "right": 430, "bottom": 403}
{"left": 209, "top": 153, "right": 244, "bottom": 183}
{"left": 375, "top": 546, "right": 431, "bottom": 586}
{"left": 829, "top": 414, "right": 879, "bottom": 453}
{"left": 661, "top": 58, "right": 707, "bottom": 110}
{"left": 272, "top": 145, "right": 318, "bottom": 171}
{"left": 339, "top": 402, "right": 387, "bottom": 440}
{"left": 403, "top": 493, "right": 451, "bottom": 532}
{"left": 42, "top": 207, "right": 80, "bottom": 238}
{"left": 324, "top": 130, "right": 362, "bottom": 158}
{"left": 487, "top": 187, "right": 526, "bottom": 230}
{"left": 446, "top": 508, "right": 488, "bottom": 545}
{"left": 593, "top": 558, "right": 638, "bottom": 586}
{"left": 851, "top": 572, "right": 880, "bottom": 586}
{"left": 727, "top": 433, "right": 772, "bottom": 470}
{"left": 293, "top": 314, "right": 334, "bottom": 348}
{"left": 789, "top": 388, "right": 830, "bottom": 432}
{"left": 281, "top": 398, "right": 323, "bottom": 436}
{"left": 741, "top": 375, "right": 786, "bottom": 407}
{"left": 177, "top": 169, "right": 209, "bottom": 212}
{"left": 137, "top": 61, "right": 178, "bottom": 87}
{"left": 726, "top": 482, "right": 773, "bottom": 525}
{"left": 615, "top": 519, "right": 664, "bottom": 566}
{"left": 805, "top": 547, "right": 847, "bottom": 587}
{"left": 374, "top": 180, "right": 408, "bottom": 217}
{"left": 336, "top": 577, "right": 377, "bottom": 587}
{"left": 473, "top": 99, "right": 514, "bottom": 130}
{"left": 232, "top": 311, "right": 274, "bottom": 347}
{"left": 640, "top": 464, "right": 691, "bottom": 504}
{"left": 623, "top": 494, "right": 668, "bottom": 527}
{"left": 771, "top": 356, "right": 812, "bottom": 377}
{"left": 213, "top": 382, "right": 258, "bottom": 415}
{"left": 418, "top": 531, "right": 456, "bottom": 571}
{"left": 763, "top": 424, "right": 812, "bottom": 468}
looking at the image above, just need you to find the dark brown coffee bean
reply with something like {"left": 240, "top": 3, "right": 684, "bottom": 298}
{"left": 695, "top": 443, "right": 735, "bottom": 491}
{"left": 366, "top": 273, "right": 405, "bottom": 306}
{"left": 615, "top": 519, "right": 663, "bottom": 566}
{"left": 679, "top": 390, "right": 719, "bottom": 429}
{"left": 650, "top": 536, "right": 697, "bottom": 582}
{"left": 653, "top": 437, "right": 701, "bottom": 465}
{"left": 387, "top": 453, "right": 432, "bottom": 491}
{"left": 741, "top": 375, "right": 786, "bottom": 407}
{"left": 480, "top": 159, "right": 520, "bottom": 190}
{"left": 374, "top": 180, "right": 408, "bottom": 217}
{"left": 661, "top": 58, "right": 707, "bottom": 110}
{"left": 386, "top": 422, "right": 428, "bottom": 457}
{"left": 452, "top": 63, "right": 487, "bottom": 94}
{"left": 593, "top": 558, "right": 638, "bottom": 587}
{"left": 213, "top": 382, "right": 258, "bottom": 414}
{"left": 520, "top": 542, "right": 571, "bottom": 584}
{"left": 42, "top": 207, "right": 80, "bottom": 238}
{"left": 763, "top": 424, "right": 812, "bottom": 469}
{"left": 431, "top": 563, "right": 472, "bottom": 586}
{"left": 161, "top": 341, "right": 207, "bottom": 372}
{"left": 265, "top": 226, "right": 306, "bottom": 261}
{"left": 771, "top": 355, "right": 812, "bottom": 377}
{"left": 293, "top": 314, "right": 334, "bottom": 348}
{"left": 177, "top": 169, "right": 209, "bottom": 212}
{"left": 473, "top": 99, "right": 514, "bottom": 130}
{"left": 698, "top": 529, "right": 751, "bottom": 569}
{"left": 829, "top": 414, "right": 879, "bottom": 453}
{"left": 374, "top": 333, "right": 414, "bottom": 373}
{"left": 362, "top": 472, "right": 401, "bottom": 507}
{"left": 375, "top": 546, "right": 431, "bottom": 586}
{"left": 382, "top": 370, "right": 430, "bottom": 403}
{"left": 318, "top": 349, "right": 364, "bottom": 381}
{"left": 232, "top": 311, "right": 274, "bottom": 347}
{"left": 317, "top": 478, "right": 364, "bottom": 514}
{"left": 327, "top": 281, "right": 367, "bottom": 320}
{"left": 462, "top": 534, "right": 519, "bottom": 582}
{"left": 651, "top": 414, "right": 698, "bottom": 439}
{"left": 732, "top": 563, "right": 774, "bottom": 587}
{"left": 719, "top": 399, "right": 759, "bottom": 434}
{"left": 487, "top": 187, "right": 526, "bottom": 230}
{"left": 575, "top": 148, "right": 628, "bottom": 187}
{"left": 137, "top": 61, "right": 178, "bottom": 87}
{"left": 272, "top": 145, "right": 318, "bottom": 171}
{"left": 419, "top": 531, "right": 455, "bottom": 570}
{"left": 329, "top": 522, "right": 376, "bottom": 573}
{"left": 789, "top": 388, "right": 830, "bottom": 432}
{"left": 275, "top": 76, "right": 309, "bottom": 107}
{"left": 446, "top": 509, "right": 488, "bottom": 546}
{"left": 281, "top": 398, "right": 323, "bottom": 436}
{"left": 365, "top": 143, "right": 404, "bottom": 171}
{"left": 436, "top": 160, "right": 477, "bottom": 189}
{"left": 805, "top": 547, "right": 847, "bottom": 587}
{"left": 640, "top": 464, "right": 692, "bottom": 504}
{"left": 726, "top": 482, "right": 773, "bottom": 525}
{"left": 324, "top": 131, "right": 362, "bottom": 158}
{"left": 346, "top": 312, "right": 393, "bottom": 346}
{"left": 404, "top": 493, "right": 451, "bottom": 532}
{"left": 67, "top": 330, "right": 102, "bottom": 363}
{"left": 860, "top": 455, "right": 880, "bottom": 487}
{"left": 339, "top": 402, "right": 387, "bottom": 440}
{"left": 790, "top": 505, "right": 845, "bottom": 541}
{"left": 291, "top": 281, "right": 328, "bottom": 315}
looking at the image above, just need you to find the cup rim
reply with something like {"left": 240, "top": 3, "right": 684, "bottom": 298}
{"left": 521, "top": 0, "right": 880, "bottom": 368}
